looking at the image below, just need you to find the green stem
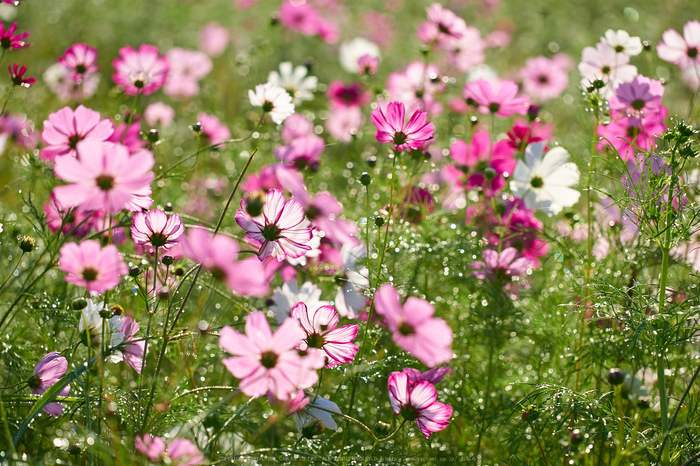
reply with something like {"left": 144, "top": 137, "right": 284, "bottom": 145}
{"left": 0, "top": 252, "right": 24, "bottom": 295}
{"left": 532, "top": 425, "right": 549, "bottom": 466}
{"left": 611, "top": 386, "right": 625, "bottom": 466}
{"left": 0, "top": 390, "right": 16, "bottom": 456}
{"left": 0, "top": 85, "right": 15, "bottom": 117}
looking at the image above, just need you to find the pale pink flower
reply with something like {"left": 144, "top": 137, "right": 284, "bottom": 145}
{"left": 486, "top": 30, "right": 511, "bottom": 49}
{"left": 43, "top": 63, "right": 100, "bottom": 102}
{"left": 463, "top": 79, "right": 530, "bottom": 117}
{"left": 181, "top": 228, "right": 270, "bottom": 297}
{"left": 29, "top": 352, "right": 69, "bottom": 417}
{"left": 291, "top": 302, "right": 359, "bottom": 367}
{"left": 58, "top": 43, "right": 99, "bottom": 80}
{"left": 58, "top": 240, "right": 128, "bottom": 294}
{"left": 326, "top": 106, "right": 363, "bottom": 143}
{"left": 521, "top": 56, "right": 569, "bottom": 101}
{"left": 44, "top": 194, "right": 102, "bottom": 237}
{"left": 198, "top": 112, "right": 231, "bottom": 146}
{"left": 131, "top": 209, "right": 184, "bottom": 252}
{"left": 608, "top": 75, "right": 664, "bottom": 116}
{"left": 358, "top": 54, "right": 379, "bottom": 75}
{"left": 235, "top": 188, "right": 313, "bottom": 262}
{"left": 219, "top": 311, "right": 325, "bottom": 400}
{"left": 275, "top": 134, "right": 324, "bottom": 169}
{"left": 387, "top": 61, "right": 444, "bottom": 115}
{"left": 682, "top": 64, "right": 700, "bottom": 90}
{"left": 282, "top": 114, "right": 314, "bottom": 144}
{"left": 657, "top": 21, "right": 700, "bottom": 69}
{"left": 40, "top": 105, "right": 114, "bottom": 161}
{"left": 278, "top": 1, "right": 323, "bottom": 37}
{"left": 52, "top": 141, "right": 155, "bottom": 215}
{"left": 578, "top": 42, "right": 637, "bottom": 94}
{"left": 164, "top": 48, "right": 212, "bottom": 99}
{"left": 144, "top": 102, "right": 175, "bottom": 127}
{"left": 199, "top": 22, "right": 229, "bottom": 57}
{"left": 469, "top": 247, "right": 533, "bottom": 280}
{"left": 136, "top": 435, "right": 205, "bottom": 466}
{"left": 370, "top": 101, "right": 435, "bottom": 152}
{"left": 112, "top": 44, "right": 169, "bottom": 95}
{"left": 373, "top": 284, "right": 453, "bottom": 367}
{"left": 402, "top": 366, "right": 450, "bottom": 387}
{"left": 120, "top": 316, "right": 147, "bottom": 374}
{"left": 387, "top": 371, "right": 452, "bottom": 438}
{"left": 444, "top": 27, "right": 487, "bottom": 73}
{"left": 417, "top": 3, "right": 467, "bottom": 48}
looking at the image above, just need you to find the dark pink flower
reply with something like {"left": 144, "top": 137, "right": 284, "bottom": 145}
{"left": 402, "top": 366, "right": 450, "bottom": 387}
{"left": 0, "top": 22, "right": 28, "bottom": 50}
{"left": 44, "top": 194, "right": 102, "bottom": 237}
{"left": 131, "top": 209, "right": 184, "bottom": 252}
{"left": 40, "top": 105, "right": 114, "bottom": 161}
{"left": 58, "top": 43, "right": 99, "bottom": 80}
{"left": 326, "top": 81, "right": 370, "bottom": 108}
{"left": 497, "top": 199, "right": 549, "bottom": 262}
{"left": 112, "top": 44, "right": 169, "bottom": 95}
{"left": 219, "top": 311, "right": 325, "bottom": 400}
{"left": 388, "top": 371, "right": 452, "bottom": 438}
{"left": 136, "top": 435, "right": 205, "bottom": 466}
{"left": 120, "top": 316, "right": 147, "bottom": 374}
{"left": 235, "top": 188, "right": 313, "bottom": 262}
{"left": 52, "top": 141, "right": 155, "bottom": 215}
{"left": 197, "top": 112, "right": 231, "bottom": 146}
{"left": 8, "top": 63, "right": 35, "bottom": 87}
{"left": 449, "top": 130, "right": 515, "bottom": 193}
{"left": 597, "top": 114, "right": 666, "bottom": 161}
{"left": 506, "top": 118, "right": 553, "bottom": 151}
{"left": 370, "top": 101, "right": 435, "bottom": 152}
{"left": 463, "top": 79, "right": 530, "bottom": 117}
{"left": 29, "top": 351, "right": 69, "bottom": 417}
{"left": 291, "top": 302, "right": 359, "bottom": 367}
{"left": 469, "top": 247, "right": 533, "bottom": 280}
{"left": 657, "top": 20, "right": 700, "bottom": 69}
{"left": 373, "top": 284, "right": 452, "bottom": 367}
{"left": 181, "top": 228, "right": 270, "bottom": 297}
{"left": 108, "top": 119, "right": 146, "bottom": 154}
{"left": 58, "top": 240, "right": 128, "bottom": 294}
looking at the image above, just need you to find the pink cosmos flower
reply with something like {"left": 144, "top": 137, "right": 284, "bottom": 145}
{"left": 164, "top": 48, "right": 212, "bottom": 99}
{"left": 486, "top": 30, "right": 511, "bottom": 49}
{"left": 8, "top": 63, "right": 35, "bottom": 87}
{"left": 136, "top": 435, "right": 205, "bottom": 466}
{"left": 417, "top": 3, "right": 466, "bottom": 49}
{"left": 219, "top": 311, "right": 325, "bottom": 400}
{"left": 52, "top": 140, "right": 155, "bottom": 214}
{"left": 371, "top": 101, "right": 435, "bottom": 152}
{"left": 131, "top": 210, "right": 185, "bottom": 252}
{"left": 506, "top": 118, "right": 553, "bottom": 151}
{"left": 59, "top": 240, "right": 128, "bottom": 294}
{"left": 108, "top": 119, "right": 146, "bottom": 154}
{"left": 520, "top": 56, "right": 569, "bottom": 101}
{"left": 0, "top": 22, "right": 29, "bottom": 50}
{"left": 469, "top": 247, "right": 533, "bottom": 280}
{"left": 325, "top": 106, "right": 364, "bottom": 143}
{"left": 608, "top": 75, "right": 664, "bottom": 117}
{"left": 199, "top": 22, "right": 229, "bottom": 57}
{"left": 29, "top": 351, "right": 69, "bottom": 417}
{"left": 120, "top": 316, "right": 147, "bottom": 374}
{"left": 144, "top": 102, "right": 175, "bottom": 127}
{"left": 496, "top": 199, "right": 549, "bottom": 263}
{"left": 44, "top": 194, "right": 102, "bottom": 237}
{"left": 387, "top": 371, "right": 452, "bottom": 438}
{"left": 326, "top": 81, "right": 370, "bottom": 108}
{"left": 181, "top": 228, "right": 270, "bottom": 297}
{"left": 597, "top": 114, "right": 666, "bottom": 161}
{"left": 282, "top": 114, "right": 315, "bottom": 144}
{"left": 291, "top": 303, "right": 359, "bottom": 367}
{"left": 449, "top": 130, "right": 515, "bottom": 193}
{"left": 373, "top": 284, "right": 453, "bottom": 367}
{"left": 197, "top": 112, "right": 231, "bottom": 146}
{"left": 387, "top": 61, "right": 444, "bottom": 115}
{"left": 0, "top": 113, "right": 38, "bottom": 149}
{"left": 112, "top": 44, "right": 169, "bottom": 95}
{"left": 463, "top": 79, "right": 530, "bottom": 117}
{"left": 235, "top": 188, "right": 313, "bottom": 262}
{"left": 358, "top": 54, "right": 379, "bottom": 75}
{"left": 444, "top": 27, "right": 487, "bottom": 73}
{"left": 58, "top": 43, "right": 99, "bottom": 80}
{"left": 657, "top": 20, "right": 700, "bottom": 69}
{"left": 275, "top": 134, "right": 325, "bottom": 169}
{"left": 40, "top": 105, "right": 114, "bottom": 161}
{"left": 278, "top": 1, "right": 323, "bottom": 37}
{"left": 578, "top": 42, "right": 637, "bottom": 94}
{"left": 402, "top": 366, "right": 450, "bottom": 387}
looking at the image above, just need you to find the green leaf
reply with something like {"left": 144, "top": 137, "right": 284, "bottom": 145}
{"left": 13, "top": 360, "right": 91, "bottom": 445}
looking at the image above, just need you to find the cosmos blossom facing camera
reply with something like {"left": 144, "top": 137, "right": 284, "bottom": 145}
{"left": 291, "top": 302, "right": 359, "bottom": 367}
{"left": 370, "top": 101, "right": 435, "bottom": 152}
{"left": 387, "top": 371, "right": 453, "bottom": 439}
{"left": 248, "top": 82, "right": 295, "bottom": 123}
{"left": 58, "top": 240, "right": 128, "bottom": 294}
{"left": 58, "top": 43, "right": 99, "bottom": 79}
{"left": 40, "top": 105, "right": 114, "bottom": 161}
{"left": 131, "top": 209, "right": 185, "bottom": 252}
{"left": 112, "top": 44, "right": 169, "bottom": 95}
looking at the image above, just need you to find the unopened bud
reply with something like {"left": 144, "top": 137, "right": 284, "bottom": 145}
{"left": 129, "top": 266, "right": 141, "bottom": 277}
{"left": 484, "top": 167, "right": 497, "bottom": 180}
{"left": 161, "top": 255, "right": 174, "bottom": 266}
{"left": 301, "top": 420, "right": 325, "bottom": 439}
{"left": 570, "top": 428, "right": 584, "bottom": 445}
{"left": 164, "top": 202, "right": 173, "bottom": 212}
{"left": 366, "top": 156, "right": 377, "bottom": 168}
{"left": 19, "top": 235, "right": 35, "bottom": 252}
{"left": 245, "top": 191, "right": 266, "bottom": 218}
{"left": 147, "top": 129, "right": 159, "bottom": 143}
{"left": 643, "top": 41, "right": 652, "bottom": 52}
{"left": 71, "top": 298, "right": 87, "bottom": 310}
{"left": 360, "top": 172, "right": 371, "bottom": 186}
{"left": 527, "top": 105, "right": 540, "bottom": 122}
{"left": 374, "top": 216, "right": 385, "bottom": 227}
{"left": 607, "top": 368, "right": 625, "bottom": 386}
{"left": 191, "top": 122, "right": 202, "bottom": 133}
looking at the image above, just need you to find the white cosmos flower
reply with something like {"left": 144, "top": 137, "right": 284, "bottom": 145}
{"left": 510, "top": 142, "right": 581, "bottom": 215}
{"left": 334, "top": 242, "right": 369, "bottom": 319}
{"left": 248, "top": 83, "right": 295, "bottom": 124}
{"left": 268, "top": 62, "right": 317, "bottom": 105}
{"left": 339, "top": 38, "right": 381, "bottom": 74}
{"left": 294, "top": 395, "right": 342, "bottom": 438}
{"left": 269, "top": 280, "right": 329, "bottom": 324}
{"left": 601, "top": 29, "right": 643, "bottom": 56}
{"left": 78, "top": 299, "right": 125, "bottom": 363}
{"left": 578, "top": 42, "right": 637, "bottom": 95}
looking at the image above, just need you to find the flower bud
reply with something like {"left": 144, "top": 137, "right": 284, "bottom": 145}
{"left": 175, "top": 267, "right": 185, "bottom": 277}
{"left": 521, "top": 404, "right": 539, "bottom": 422}
{"left": 157, "top": 286, "right": 170, "bottom": 300}
{"left": 245, "top": 191, "right": 267, "bottom": 218}
{"left": 161, "top": 255, "right": 174, "bottom": 266}
{"left": 71, "top": 298, "right": 87, "bottom": 310}
{"left": 147, "top": 128, "right": 159, "bottom": 143}
{"left": 375, "top": 420, "right": 392, "bottom": 436}
{"left": 191, "top": 122, "right": 202, "bottom": 133}
{"left": 360, "top": 172, "right": 371, "bottom": 186}
{"left": 484, "top": 167, "right": 497, "bottom": 180}
{"left": 643, "top": 41, "right": 652, "bottom": 52}
{"left": 366, "top": 156, "right": 377, "bottom": 168}
{"left": 527, "top": 105, "right": 540, "bottom": 122}
{"left": 470, "top": 115, "right": 478, "bottom": 126}
{"left": 570, "top": 428, "right": 584, "bottom": 445}
{"left": 607, "top": 368, "right": 625, "bottom": 386}
{"left": 129, "top": 266, "right": 141, "bottom": 277}
{"left": 68, "top": 444, "right": 82, "bottom": 456}
{"left": 164, "top": 202, "right": 173, "bottom": 212}
{"left": 374, "top": 216, "right": 385, "bottom": 227}
{"left": 19, "top": 235, "right": 35, "bottom": 252}
{"left": 636, "top": 396, "right": 650, "bottom": 410}
{"left": 98, "top": 309, "right": 111, "bottom": 319}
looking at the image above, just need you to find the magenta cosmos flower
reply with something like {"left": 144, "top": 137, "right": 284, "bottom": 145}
{"left": 235, "top": 188, "right": 313, "bottom": 262}
{"left": 291, "top": 302, "right": 359, "bottom": 367}
{"left": 120, "top": 316, "right": 147, "bottom": 374}
{"left": 373, "top": 284, "right": 452, "bottom": 367}
{"left": 59, "top": 43, "right": 99, "bottom": 80}
{"left": 370, "top": 101, "right": 435, "bottom": 152}
{"left": 197, "top": 112, "right": 231, "bottom": 146}
{"left": 0, "top": 22, "right": 29, "bottom": 50}
{"left": 449, "top": 130, "right": 515, "bottom": 193}
{"left": 59, "top": 240, "right": 127, "bottom": 294}
{"left": 469, "top": 247, "right": 533, "bottom": 281}
{"left": 7, "top": 63, "right": 35, "bottom": 87}
{"left": 388, "top": 371, "right": 452, "bottom": 439}
{"left": 136, "top": 435, "right": 205, "bottom": 466}
{"left": 181, "top": 228, "right": 269, "bottom": 297}
{"left": 608, "top": 75, "right": 664, "bottom": 117}
{"left": 112, "top": 44, "right": 169, "bottom": 95}
{"left": 40, "top": 105, "right": 114, "bottom": 161}
{"left": 463, "top": 79, "right": 530, "bottom": 117}
{"left": 29, "top": 351, "right": 69, "bottom": 417}
{"left": 52, "top": 140, "right": 155, "bottom": 215}
{"left": 131, "top": 209, "right": 185, "bottom": 252}
{"left": 219, "top": 311, "right": 325, "bottom": 400}
{"left": 657, "top": 20, "right": 700, "bottom": 69}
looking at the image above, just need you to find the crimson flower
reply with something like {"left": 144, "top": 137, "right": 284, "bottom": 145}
{"left": 0, "top": 22, "right": 29, "bottom": 50}
{"left": 8, "top": 63, "right": 35, "bottom": 87}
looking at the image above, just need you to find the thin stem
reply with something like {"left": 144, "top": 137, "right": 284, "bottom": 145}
{"left": 0, "top": 85, "right": 15, "bottom": 117}
{"left": 121, "top": 92, "right": 139, "bottom": 144}
{"left": 532, "top": 425, "right": 549, "bottom": 466}
{"left": 0, "top": 390, "right": 16, "bottom": 456}
{"left": 611, "top": 386, "right": 625, "bottom": 466}
{"left": 0, "top": 251, "right": 24, "bottom": 295}
{"left": 681, "top": 452, "right": 700, "bottom": 466}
